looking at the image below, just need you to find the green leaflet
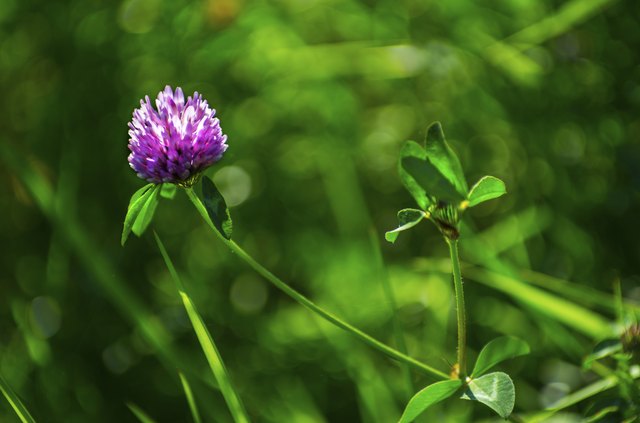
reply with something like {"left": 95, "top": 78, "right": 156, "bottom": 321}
{"left": 385, "top": 208, "right": 428, "bottom": 243}
{"left": 467, "top": 176, "right": 507, "bottom": 207}
{"left": 121, "top": 183, "right": 161, "bottom": 245}
{"left": 472, "top": 336, "right": 530, "bottom": 377}
{"left": 202, "top": 176, "right": 233, "bottom": 240}
{"left": 402, "top": 156, "right": 466, "bottom": 204}
{"left": 132, "top": 185, "right": 162, "bottom": 236}
{"left": 398, "top": 379, "right": 462, "bottom": 423}
{"left": 461, "top": 372, "right": 515, "bottom": 419}
{"left": 398, "top": 140, "right": 432, "bottom": 210}
{"left": 423, "top": 122, "right": 468, "bottom": 196}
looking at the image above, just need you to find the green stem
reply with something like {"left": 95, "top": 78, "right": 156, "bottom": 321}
{"left": 447, "top": 238, "right": 467, "bottom": 379}
{"left": 185, "top": 188, "right": 449, "bottom": 381}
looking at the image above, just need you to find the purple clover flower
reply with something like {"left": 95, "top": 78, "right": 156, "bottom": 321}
{"left": 128, "top": 86, "right": 228, "bottom": 186}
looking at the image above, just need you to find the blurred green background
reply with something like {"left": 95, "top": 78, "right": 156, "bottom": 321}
{"left": 1, "top": 0, "right": 639, "bottom": 421}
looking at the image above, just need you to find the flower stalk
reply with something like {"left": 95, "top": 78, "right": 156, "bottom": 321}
{"left": 447, "top": 238, "right": 467, "bottom": 379}
{"left": 184, "top": 188, "right": 450, "bottom": 381}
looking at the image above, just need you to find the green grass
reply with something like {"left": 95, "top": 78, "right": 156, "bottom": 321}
{"left": 1, "top": 0, "right": 638, "bottom": 420}
{"left": 0, "top": 374, "right": 36, "bottom": 423}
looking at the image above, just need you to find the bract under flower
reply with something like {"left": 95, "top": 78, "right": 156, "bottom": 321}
{"left": 127, "top": 85, "right": 227, "bottom": 186}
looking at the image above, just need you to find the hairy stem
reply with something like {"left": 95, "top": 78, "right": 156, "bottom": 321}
{"left": 447, "top": 238, "right": 467, "bottom": 379}
{"left": 185, "top": 188, "right": 449, "bottom": 380}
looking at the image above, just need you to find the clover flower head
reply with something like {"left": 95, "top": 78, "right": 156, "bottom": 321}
{"left": 128, "top": 86, "right": 228, "bottom": 186}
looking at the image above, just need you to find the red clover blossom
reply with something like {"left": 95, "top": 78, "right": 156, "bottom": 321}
{"left": 127, "top": 86, "right": 227, "bottom": 186}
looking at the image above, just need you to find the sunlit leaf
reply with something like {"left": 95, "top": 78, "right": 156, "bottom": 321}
{"left": 121, "top": 183, "right": 156, "bottom": 246}
{"left": 385, "top": 208, "right": 428, "bottom": 243}
{"left": 398, "top": 140, "right": 431, "bottom": 210}
{"left": 402, "top": 156, "right": 466, "bottom": 204}
{"left": 467, "top": 176, "right": 506, "bottom": 207}
{"left": 132, "top": 185, "right": 162, "bottom": 237}
{"left": 423, "top": 122, "right": 468, "bottom": 196}
{"left": 398, "top": 379, "right": 462, "bottom": 423}
{"left": 461, "top": 372, "right": 515, "bottom": 419}
{"left": 398, "top": 123, "right": 472, "bottom": 207}
{"left": 129, "top": 183, "right": 154, "bottom": 206}
{"left": 472, "top": 336, "right": 530, "bottom": 377}
{"left": 202, "top": 176, "right": 232, "bottom": 240}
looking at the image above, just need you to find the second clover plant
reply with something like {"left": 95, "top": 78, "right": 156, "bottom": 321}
{"left": 386, "top": 122, "right": 507, "bottom": 243}
{"left": 387, "top": 122, "right": 529, "bottom": 422}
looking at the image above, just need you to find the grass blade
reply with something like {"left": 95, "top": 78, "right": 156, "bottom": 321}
{"left": 0, "top": 374, "right": 36, "bottom": 423}
{"left": 126, "top": 402, "right": 158, "bottom": 423}
{"left": 523, "top": 365, "right": 640, "bottom": 422}
{"left": 179, "top": 372, "right": 202, "bottom": 423}
{"left": 154, "top": 233, "right": 250, "bottom": 423}
{"left": 0, "top": 143, "right": 223, "bottom": 417}
{"left": 415, "top": 258, "right": 612, "bottom": 340}
{"left": 466, "top": 266, "right": 612, "bottom": 339}
{"left": 506, "top": 0, "right": 619, "bottom": 48}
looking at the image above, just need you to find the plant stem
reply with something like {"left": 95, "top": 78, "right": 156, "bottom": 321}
{"left": 447, "top": 238, "right": 467, "bottom": 379}
{"left": 185, "top": 188, "right": 449, "bottom": 381}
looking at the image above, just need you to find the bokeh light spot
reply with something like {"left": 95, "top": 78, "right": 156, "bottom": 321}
{"left": 118, "top": 0, "right": 161, "bottom": 34}
{"left": 30, "top": 296, "right": 62, "bottom": 339}
{"left": 213, "top": 165, "right": 252, "bottom": 207}
{"left": 230, "top": 274, "right": 268, "bottom": 314}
